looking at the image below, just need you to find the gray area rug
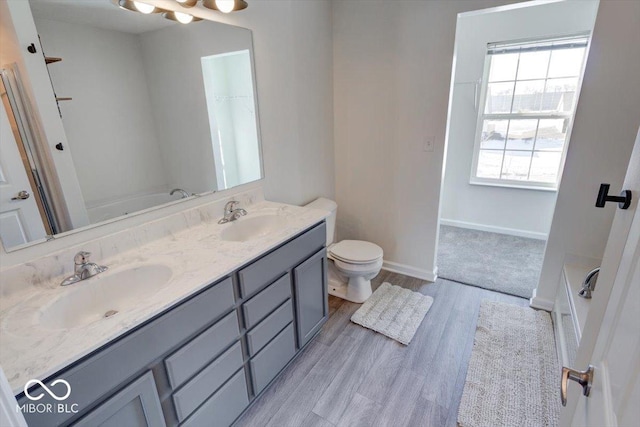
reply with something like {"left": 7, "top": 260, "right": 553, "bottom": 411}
{"left": 458, "top": 301, "right": 559, "bottom": 427}
{"left": 350, "top": 282, "right": 433, "bottom": 345}
{"left": 438, "top": 225, "right": 546, "bottom": 298}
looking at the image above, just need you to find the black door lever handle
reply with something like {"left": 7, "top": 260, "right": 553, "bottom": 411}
{"left": 596, "top": 183, "right": 632, "bottom": 209}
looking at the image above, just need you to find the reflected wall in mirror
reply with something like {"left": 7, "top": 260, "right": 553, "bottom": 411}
{"left": 0, "top": 0, "right": 263, "bottom": 251}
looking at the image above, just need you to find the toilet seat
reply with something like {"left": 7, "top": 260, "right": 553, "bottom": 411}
{"left": 328, "top": 240, "right": 383, "bottom": 264}
{"left": 333, "top": 257, "right": 383, "bottom": 274}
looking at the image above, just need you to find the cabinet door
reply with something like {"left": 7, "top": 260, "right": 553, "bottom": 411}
{"left": 73, "top": 372, "right": 165, "bottom": 427}
{"left": 293, "top": 248, "right": 328, "bottom": 348}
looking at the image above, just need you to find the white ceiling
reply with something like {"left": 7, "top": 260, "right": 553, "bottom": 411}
{"left": 29, "top": 0, "right": 175, "bottom": 34}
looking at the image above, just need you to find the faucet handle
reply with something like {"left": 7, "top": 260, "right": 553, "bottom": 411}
{"left": 74, "top": 251, "right": 91, "bottom": 265}
{"left": 224, "top": 200, "right": 239, "bottom": 213}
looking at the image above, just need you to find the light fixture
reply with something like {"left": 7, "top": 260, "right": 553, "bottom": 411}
{"left": 115, "top": 0, "right": 248, "bottom": 24}
{"left": 175, "top": 0, "right": 198, "bottom": 7}
{"left": 117, "top": 0, "right": 161, "bottom": 14}
{"left": 162, "top": 10, "right": 202, "bottom": 24}
{"left": 202, "top": 0, "right": 248, "bottom": 13}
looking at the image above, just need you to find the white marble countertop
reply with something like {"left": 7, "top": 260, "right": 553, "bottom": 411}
{"left": 0, "top": 201, "right": 328, "bottom": 394}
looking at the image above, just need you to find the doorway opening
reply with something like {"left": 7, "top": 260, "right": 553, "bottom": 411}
{"left": 438, "top": 0, "right": 599, "bottom": 299}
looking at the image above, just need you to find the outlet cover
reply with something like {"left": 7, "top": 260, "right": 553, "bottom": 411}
{"left": 424, "top": 137, "right": 435, "bottom": 152}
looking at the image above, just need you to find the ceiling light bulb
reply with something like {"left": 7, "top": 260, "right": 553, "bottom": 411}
{"left": 176, "top": 0, "right": 197, "bottom": 6}
{"left": 215, "top": 0, "right": 235, "bottom": 13}
{"left": 133, "top": 1, "right": 155, "bottom": 14}
{"left": 174, "top": 11, "right": 194, "bottom": 24}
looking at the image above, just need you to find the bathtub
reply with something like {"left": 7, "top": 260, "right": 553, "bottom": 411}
{"left": 86, "top": 192, "right": 182, "bottom": 224}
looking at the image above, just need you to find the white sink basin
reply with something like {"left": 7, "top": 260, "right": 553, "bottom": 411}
{"left": 38, "top": 264, "right": 173, "bottom": 330}
{"left": 221, "top": 215, "right": 289, "bottom": 242}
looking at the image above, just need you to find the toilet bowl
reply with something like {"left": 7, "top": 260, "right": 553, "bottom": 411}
{"left": 305, "top": 198, "right": 383, "bottom": 303}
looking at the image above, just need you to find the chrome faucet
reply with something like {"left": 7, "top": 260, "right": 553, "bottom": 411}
{"left": 218, "top": 200, "right": 247, "bottom": 224}
{"left": 60, "top": 251, "right": 108, "bottom": 286}
{"left": 578, "top": 267, "right": 600, "bottom": 299}
{"left": 170, "top": 188, "right": 190, "bottom": 199}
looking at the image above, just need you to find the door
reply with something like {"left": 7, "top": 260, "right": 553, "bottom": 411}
{"left": 0, "top": 94, "right": 46, "bottom": 247}
{"left": 73, "top": 371, "right": 165, "bottom": 427}
{"left": 293, "top": 248, "right": 329, "bottom": 348}
{"left": 563, "top": 128, "right": 640, "bottom": 426}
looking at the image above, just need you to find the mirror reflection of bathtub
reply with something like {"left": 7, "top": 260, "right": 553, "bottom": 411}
{"left": 0, "top": 0, "right": 264, "bottom": 251}
{"left": 85, "top": 191, "right": 188, "bottom": 224}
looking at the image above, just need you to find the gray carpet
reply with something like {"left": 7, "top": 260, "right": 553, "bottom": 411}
{"left": 437, "top": 225, "right": 545, "bottom": 299}
{"left": 457, "top": 300, "right": 559, "bottom": 427}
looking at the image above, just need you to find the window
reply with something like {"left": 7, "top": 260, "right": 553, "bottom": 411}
{"left": 471, "top": 36, "right": 588, "bottom": 189}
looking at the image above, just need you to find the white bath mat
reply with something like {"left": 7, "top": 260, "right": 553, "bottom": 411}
{"left": 350, "top": 282, "right": 433, "bottom": 345}
{"left": 458, "top": 300, "right": 560, "bottom": 427}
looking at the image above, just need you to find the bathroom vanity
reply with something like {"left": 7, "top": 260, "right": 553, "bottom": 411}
{"left": 0, "top": 195, "right": 330, "bottom": 427}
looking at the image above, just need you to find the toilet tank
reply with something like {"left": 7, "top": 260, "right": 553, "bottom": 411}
{"left": 305, "top": 198, "right": 337, "bottom": 246}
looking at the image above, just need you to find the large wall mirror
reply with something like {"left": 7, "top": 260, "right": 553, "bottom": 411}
{"left": 0, "top": 0, "right": 263, "bottom": 251}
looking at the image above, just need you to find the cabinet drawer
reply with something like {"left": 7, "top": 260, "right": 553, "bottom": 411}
{"left": 18, "top": 277, "right": 234, "bottom": 427}
{"left": 73, "top": 371, "right": 164, "bottom": 427}
{"left": 249, "top": 323, "right": 296, "bottom": 394}
{"left": 242, "top": 273, "right": 291, "bottom": 328}
{"left": 165, "top": 311, "right": 240, "bottom": 389}
{"left": 182, "top": 368, "right": 249, "bottom": 427}
{"left": 246, "top": 299, "right": 293, "bottom": 356}
{"left": 172, "top": 341, "right": 243, "bottom": 422}
{"left": 238, "top": 222, "right": 325, "bottom": 297}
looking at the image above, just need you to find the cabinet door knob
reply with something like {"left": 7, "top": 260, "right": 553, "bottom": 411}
{"left": 11, "top": 190, "right": 30, "bottom": 200}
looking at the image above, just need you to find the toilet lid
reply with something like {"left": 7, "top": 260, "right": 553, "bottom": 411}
{"left": 329, "top": 240, "right": 383, "bottom": 264}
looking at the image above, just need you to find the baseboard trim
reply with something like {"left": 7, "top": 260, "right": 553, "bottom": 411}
{"left": 529, "top": 288, "right": 554, "bottom": 311}
{"left": 382, "top": 261, "right": 438, "bottom": 282}
{"left": 440, "top": 219, "right": 548, "bottom": 241}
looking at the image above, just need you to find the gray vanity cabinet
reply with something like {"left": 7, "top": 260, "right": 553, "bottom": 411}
{"left": 293, "top": 248, "right": 329, "bottom": 348}
{"left": 17, "top": 221, "right": 327, "bottom": 427}
{"left": 72, "top": 372, "right": 165, "bottom": 427}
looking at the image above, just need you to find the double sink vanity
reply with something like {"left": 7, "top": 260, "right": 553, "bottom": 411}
{"left": 0, "top": 195, "right": 330, "bottom": 427}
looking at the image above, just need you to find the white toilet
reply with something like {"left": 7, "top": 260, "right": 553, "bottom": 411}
{"left": 306, "top": 198, "right": 383, "bottom": 303}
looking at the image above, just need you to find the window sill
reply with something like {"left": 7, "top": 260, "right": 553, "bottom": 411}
{"left": 469, "top": 179, "right": 558, "bottom": 192}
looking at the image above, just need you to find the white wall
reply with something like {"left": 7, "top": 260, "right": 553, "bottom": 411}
{"left": 34, "top": 18, "right": 169, "bottom": 208}
{"left": 532, "top": 0, "right": 640, "bottom": 309}
{"left": 333, "top": 0, "right": 522, "bottom": 280}
{"left": 441, "top": 0, "right": 599, "bottom": 239}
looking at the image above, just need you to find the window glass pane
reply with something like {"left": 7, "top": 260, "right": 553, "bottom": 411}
{"left": 548, "top": 47, "right": 586, "bottom": 78}
{"left": 485, "top": 82, "right": 514, "bottom": 114}
{"left": 535, "top": 119, "right": 567, "bottom": 151}
{"left": 501, "top": 150, "right": 532, "bottom": 180}
{"left": 516, "top": 51, "right": 550, "bottom": 80}
{"left": 530, "top": 151, "right": 562, "bottom": 183}
{"left": 512, "top": 79, "right": 545, "bottom": 113}
{"left": 542, "top": 77, "right": 578, "bottom": 112}
{"left": 489, "top": 53, "right": 519, "bottom": 82}
{"left": 480, "top": 120, "right": 508, "bottom": 149}
{"left": 505, "top": 119, "right": 538, "bottom": 150}
{"left": 477, "top": 150, "right": 503, "bottom": 179}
